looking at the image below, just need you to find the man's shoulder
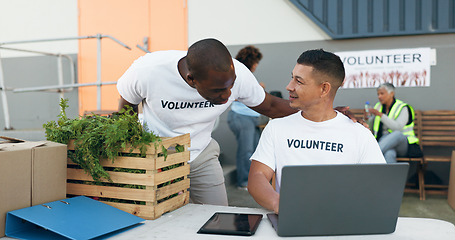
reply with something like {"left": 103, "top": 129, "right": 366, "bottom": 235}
{"left": 232, "top": 59, "right": 255, "bottom": 77}
{"left": 141, "top": 50, "right": 185, "bottom": 61}
{"left": 131, "top": 50, "right": 185, "bottom": 72}
{"left": 267, "top": 112, "right": 300, "bottom": 127}
{"left": 336, "top": 113, "right": 372, "bottom": 133}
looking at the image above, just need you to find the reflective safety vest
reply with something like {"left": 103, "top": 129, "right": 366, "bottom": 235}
{"left": 373, "top": 99, "right": 419, "bottom": 144}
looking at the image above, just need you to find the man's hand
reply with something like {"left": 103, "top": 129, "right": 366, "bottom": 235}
{"left": 273, "top": 199, "right": 280, "bottom": 214}
{"left": 248, "top": 161, "right": 280, "bottom": 213}
{"left": 335, "top": 106, "right": 368, "bottom": 128}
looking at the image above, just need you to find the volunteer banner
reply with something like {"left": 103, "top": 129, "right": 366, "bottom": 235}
{"left": 336, "top": 48, "right": 431, "bottom": 88}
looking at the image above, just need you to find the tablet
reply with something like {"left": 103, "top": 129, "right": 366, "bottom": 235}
{"left": 197, "top": 212, "right": 263, "bottom": 236}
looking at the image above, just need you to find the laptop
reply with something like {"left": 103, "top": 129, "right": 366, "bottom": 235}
{"left": 267, "top": 163, "right": 409, "bottom": 237}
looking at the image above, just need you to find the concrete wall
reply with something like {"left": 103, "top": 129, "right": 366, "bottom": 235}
{"left": 0, "top": 0, "right": 78, "bottom": 58}
{"left": 213, "top": 33, "right": 455, "bottom": 183}
{"left": 187, "top": 0, "right": 329, "bottom": 45}
{"left": 0, "top": 54, "right": 79, "bottom": 130}
{"left": 0, "top": 0, "right": 79, "bottom": 132}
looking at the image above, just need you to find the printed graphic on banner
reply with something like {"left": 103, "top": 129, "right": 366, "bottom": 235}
{"left": 336, "top": 48, "right": 431, "bottom": 88}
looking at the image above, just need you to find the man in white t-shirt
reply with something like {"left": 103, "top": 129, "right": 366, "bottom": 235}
{"left": 248, "top": 49, "right": 386, "bottom": 213}
{"left": 117, "top": 39, "right": 297, "bottom": 206}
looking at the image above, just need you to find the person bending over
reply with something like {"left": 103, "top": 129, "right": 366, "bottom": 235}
{"left": 118, "top": 39, "right": 359, "bottom": 206}
{"left": 117, "top": 38, "right": 297, "bottom": 206}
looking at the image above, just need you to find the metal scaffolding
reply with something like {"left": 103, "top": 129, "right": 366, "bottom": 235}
{"left": 0, "top": 34, "right": 133, "bottom": 130}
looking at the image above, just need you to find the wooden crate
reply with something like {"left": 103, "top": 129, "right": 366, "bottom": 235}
{"left": 66, "top": 133, "right": 191, "bottom": 220}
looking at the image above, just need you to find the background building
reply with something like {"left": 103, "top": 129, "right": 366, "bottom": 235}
{"left": 1, "top": 0, "right": 454, "bottom": 183}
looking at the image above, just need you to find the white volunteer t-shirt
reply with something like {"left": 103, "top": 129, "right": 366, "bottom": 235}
{"left": 117, "top": 50, "right": 265, "bottom": 162}
{"left": 251, "top": 111, "right": 386, "bottom": 193}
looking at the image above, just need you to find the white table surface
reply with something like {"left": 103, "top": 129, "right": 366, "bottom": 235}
{"left": 106, "top": 203, "right": 455, "bottom": 240}
{"left": 2, "top": 203, "right": 455, "bottom": 240}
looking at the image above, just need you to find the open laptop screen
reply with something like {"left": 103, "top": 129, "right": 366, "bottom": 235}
{"left": 272, "top": 163, "right": 409, "bottom": 237}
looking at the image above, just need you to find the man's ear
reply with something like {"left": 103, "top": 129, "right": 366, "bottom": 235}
{"left": 187, "top": 74, "right": 196, "bottom": 87}
{"left": 320, "top": 82, "right": 331, "bottom": 97}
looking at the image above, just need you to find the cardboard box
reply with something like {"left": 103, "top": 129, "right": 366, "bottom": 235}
{"left": 448, "top": 151, "right": 455, "bottom": 210}
{"left": 0, "top": 137, "right": 67, "bottom": 237}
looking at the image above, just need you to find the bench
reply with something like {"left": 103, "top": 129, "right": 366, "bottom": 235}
{"left": 350, "top": 109, "right": 455, "bottom": 200}
{"left": 419, "top": 110, "right": 455, "bottom": 198}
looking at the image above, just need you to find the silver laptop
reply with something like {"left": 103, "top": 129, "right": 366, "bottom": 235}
{"left": 267, "top": 163, "right": 409, "bottom": 237}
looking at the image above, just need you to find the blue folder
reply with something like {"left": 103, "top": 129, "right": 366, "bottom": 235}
{"left": 5, "top": 196, "right": 144, "bottom": 240}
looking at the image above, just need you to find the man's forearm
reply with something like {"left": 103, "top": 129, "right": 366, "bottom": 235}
{"left": 251, "top": 93, "right": 298, "bottom": 119}
{"left": 118, "top": 97, "right": 138, "bottom": 113}
{"left": 248, "top": 172, "right": 280, "bottom": 213}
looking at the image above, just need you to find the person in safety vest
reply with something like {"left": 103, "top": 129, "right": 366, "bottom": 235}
{"left": 366, "top": 83, "right": 420, "bottom": 163}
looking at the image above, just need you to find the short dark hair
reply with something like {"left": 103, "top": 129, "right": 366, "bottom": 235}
{"left": 235, "top": 46, "right": 263, "bottom": 71}
{"left": 186, "top": 38, "right": 232, "bottom": 80}
{"left": 297, "top": 49, "right": 345, "bottom": 89}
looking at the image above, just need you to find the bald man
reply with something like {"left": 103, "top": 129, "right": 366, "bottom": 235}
{"left": 117, "top": 38, "right": 296, "bottom": 206}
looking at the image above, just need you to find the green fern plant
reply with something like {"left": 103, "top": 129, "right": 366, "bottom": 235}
{"left": 43, "top": 98, "right": 163, "bottom": 182}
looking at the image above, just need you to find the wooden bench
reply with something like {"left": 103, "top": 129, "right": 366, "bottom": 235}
{"left": 419, "top": 110, "right": 455, "bottom": 198}
{"left": 350, "top": 109, "right": 455, "bottom": 200}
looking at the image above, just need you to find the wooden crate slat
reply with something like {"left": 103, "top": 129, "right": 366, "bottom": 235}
{"left": 68, "top": 168, "right": 155, "bottom": 186}
{"left": 156, "top": 178, "right": 190, "bottom": 200}
{"left": 67, "top": 182, "right": 155, "bottom": 202}
{"left": 99, "top": 156, "right": 156, "bottom": 169}
{"left": 101, "top": 201, "right": 155, "bottom": 219}
{"left": 68, "top": 153, "right": 190, "bottom": 170}
{"left": 67, "top": 140, "right": 155, "bottom": 154}
{"left": 125, "top": 133, "right": 191, "bottom": 155}
{"left": 155, "top": 151, "right": 190, "bottom": 169}
{"left": 123, "top": 143, "right": 158, "bottom": 155}
{"left": 154, "top": 191, "right": 190, "bottom": 219}
{"left": 155, "top": 164, "right": 190, "bottom": 185}
{"left": 68, "top": 133, "right": 191, "bottom": 155}
{"left": 101, "top": 191, "right": 190, "bottom": 220}
{"left": 68, "top": 156, "right": 155, "bottom": 170}
{"left": 161, "top": 134, "right": 191, "bottom": 150}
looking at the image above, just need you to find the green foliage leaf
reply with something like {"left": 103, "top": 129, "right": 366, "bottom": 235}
{"left": 43, "top": 98, "right": 164, "bottom": 182}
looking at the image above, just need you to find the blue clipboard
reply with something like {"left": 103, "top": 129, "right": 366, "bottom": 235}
{"left": 5, "top": 196, "right": 144, "bottom": 240}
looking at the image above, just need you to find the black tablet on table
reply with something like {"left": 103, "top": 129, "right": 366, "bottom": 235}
{"left": 197, "top": 212, "right": 263, "bottom": 236}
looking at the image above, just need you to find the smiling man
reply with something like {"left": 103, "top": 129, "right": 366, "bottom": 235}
{"left": 117, "top": 38, "right": 296, "bottom": 206}
{"left": 247, "top": 49, "right": 386, "bottom": 214}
